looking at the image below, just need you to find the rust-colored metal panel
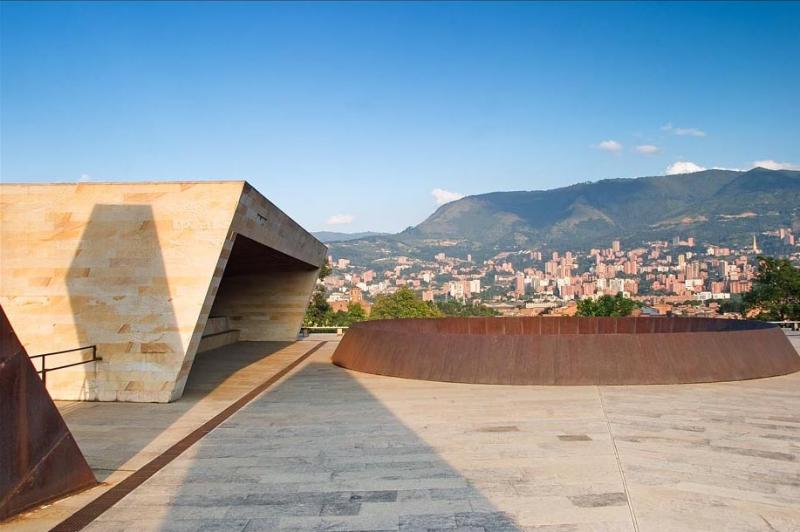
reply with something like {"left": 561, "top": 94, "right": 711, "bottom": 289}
{"left": 443, "top": 318, "right": 468, "bottom": 335}
{"left": 598, "top": 317, "right": 617, "bottom": 335}
{"left": 577, "top": 317, "right": 598, "bottom": 335}
{"left": 653, "top": 317, "right": 673, "bottom": 333}
{"left": 0, "top": 306, "right": 96, "bottom": 522}
{"left": 485, "top": 318, "right": 505, "bottom": 336}
{"left": 559, "top": 317, "right": 579, "bottom": 335}
{"left": 540, "top": 317, "right": 558, "bottom": 336}
{"left": 332, "top": 317, "right": 800, "bottom": 386}
{"left": 504, "top": 317, "right": 523, "bottom": 336}
{"left": 616, "top": 318, "right": 636, "bottom": 334}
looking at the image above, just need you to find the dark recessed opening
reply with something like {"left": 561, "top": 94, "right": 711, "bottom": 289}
{"left": 223, "top": 234, "right": 317, "bottom": 276}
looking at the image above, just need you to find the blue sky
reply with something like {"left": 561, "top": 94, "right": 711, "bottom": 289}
{"left": 2, "top": 2, "right": 799, "bottom": 233}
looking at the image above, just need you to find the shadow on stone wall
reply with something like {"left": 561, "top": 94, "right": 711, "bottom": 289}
{"left": 65, "top": 204, "right": 183, "bottom": 402}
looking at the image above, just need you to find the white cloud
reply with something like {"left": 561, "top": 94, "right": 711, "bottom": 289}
{"left": 665, "top": 161, "right": 706, "bottom": 175}
{"left": 635, "top": 144, "right": 659, "bottom": 154}
{"left": 661, "top": 123, "right": 706, "bottom": 137}
{"left": 326, "top": 213, "right": 355, "bottom": 225}
{"left": 432, "top": 188, "right": 464, "bottom": 205}
{"left": 675, "top": 128, "right": 706, "bottom": 137}
{"left": 594, "top": 140, "right": 622, "bottom": 153}
{"left": 752, "top": 159, "right": 800, "bottom": 171}
{"left": 79, "top": 173, "right": 92, "bottom": 182}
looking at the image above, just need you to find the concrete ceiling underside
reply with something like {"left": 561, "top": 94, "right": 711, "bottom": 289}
{"left": 223, "top": 234, "right": 318, "bottom": 276}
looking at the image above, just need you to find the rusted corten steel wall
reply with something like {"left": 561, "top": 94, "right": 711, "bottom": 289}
{"left": 0, "top": 306, "right": 96, "bottom": 522}
{"left": 332, "top": 317, "right": 800, "bottom": 385}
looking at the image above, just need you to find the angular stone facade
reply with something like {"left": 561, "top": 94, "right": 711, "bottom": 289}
{"left": 0, "top": 181, "right": 326, "bottom": 402}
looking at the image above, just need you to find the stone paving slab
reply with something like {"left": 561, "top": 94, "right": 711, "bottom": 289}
{"left": 7, "top": 336, "right": 800, "bottom": 531}
{"left": 62, "top": 340, "right": 800, "bottom": 531}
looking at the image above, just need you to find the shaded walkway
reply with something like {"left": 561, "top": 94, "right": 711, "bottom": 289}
{"left": 0, "top": 340, "right": 319, "bottom": 531}
{"left": 65, "top": 341, "right": 298, "bottom": 480}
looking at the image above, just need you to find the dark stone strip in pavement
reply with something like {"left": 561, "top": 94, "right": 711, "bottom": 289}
{"left": 50, "top": 341, "right": 328, "bottom": 532}
{"left": 569, "top": 492, "right": 628, "bottom": 508}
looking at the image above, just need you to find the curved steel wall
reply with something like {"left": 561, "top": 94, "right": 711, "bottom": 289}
{"left": 331, "top": 317, "right": 800, "bottom": 385}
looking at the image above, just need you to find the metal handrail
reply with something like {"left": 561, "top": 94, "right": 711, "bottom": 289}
{"left": 30, "top": 345, "right": 101, "bottom": 386}
{"left": 299, "top": 326, "right": 349, "bottom": 337}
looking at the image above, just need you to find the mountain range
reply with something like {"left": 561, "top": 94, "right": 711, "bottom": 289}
{"left": 327, "top": 168, "right": 800, "bottom": 262}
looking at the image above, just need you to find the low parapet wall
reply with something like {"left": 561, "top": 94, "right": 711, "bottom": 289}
{"left": 332, "top": 317, "right": 800, "bottom": 385}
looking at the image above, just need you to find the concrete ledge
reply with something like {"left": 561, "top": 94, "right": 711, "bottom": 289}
{"left": 197, "top": 330, "right": 240, "bottom": 353}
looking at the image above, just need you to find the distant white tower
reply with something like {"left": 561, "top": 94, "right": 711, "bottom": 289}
{"left": 752, "top": 234, "right": 760, "bottom": 254}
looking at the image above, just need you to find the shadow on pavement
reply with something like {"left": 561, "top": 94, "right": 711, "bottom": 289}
{"left": 97, "top": 358, "right": 524, "bottom": 531}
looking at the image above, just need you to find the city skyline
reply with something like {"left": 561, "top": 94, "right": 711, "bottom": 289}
{"left": 3, "top": 2, "right": 800, "bottom": 233}
{"left": 322, "top": 228, "right": 799, "bottom": 320}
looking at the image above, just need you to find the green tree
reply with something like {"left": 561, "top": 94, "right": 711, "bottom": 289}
{"left": 370, "top": 287, "right": 442, "bottom": 320}
{"left": 743, "top": 256, "right": 800, "bottom": 320}
{"left": 719, "top": 295, "right": 745, "bottom": 315}
{"left": 330, "top": 302, "right": 368, "bottom": 326}
{"left": 576, "top": 292, "right": 642, "bottom": 317}
{"left": 303, "top": 259, "right": 333, "bottom": 326}
{"left": 318, "top": 258, "right": 332, "bottom": 279}
{"left": 304, "top": 289, "right": 332, "bottom": 326}
{"left": 435, "top": 299, "right": 500, "bottom": 317}
{"left": 346, "top": 301, "right": 367, "bottom": 322}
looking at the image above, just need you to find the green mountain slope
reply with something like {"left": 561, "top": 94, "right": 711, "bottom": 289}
{"left": 406, "top": 168, "right": 800, "bottom": 246}
{"left": 329, "top": 168, "right": 800, "bottom": 261}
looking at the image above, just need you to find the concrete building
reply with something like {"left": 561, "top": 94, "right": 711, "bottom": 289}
{"left": 0, "top": 181, "right": 326, "bottom": 402}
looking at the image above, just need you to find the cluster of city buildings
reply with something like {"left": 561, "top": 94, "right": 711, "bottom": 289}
{"left": 323, "top": 228, "right": 800, "bottom": 317}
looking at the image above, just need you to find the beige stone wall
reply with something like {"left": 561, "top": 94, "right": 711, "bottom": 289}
{"left": 0, "top": 181, "right": 326, "bottom": 402}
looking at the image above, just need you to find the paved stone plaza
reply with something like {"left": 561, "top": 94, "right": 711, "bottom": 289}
{"left": 4, "top": 335, "right": 800, "bottom": 531}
